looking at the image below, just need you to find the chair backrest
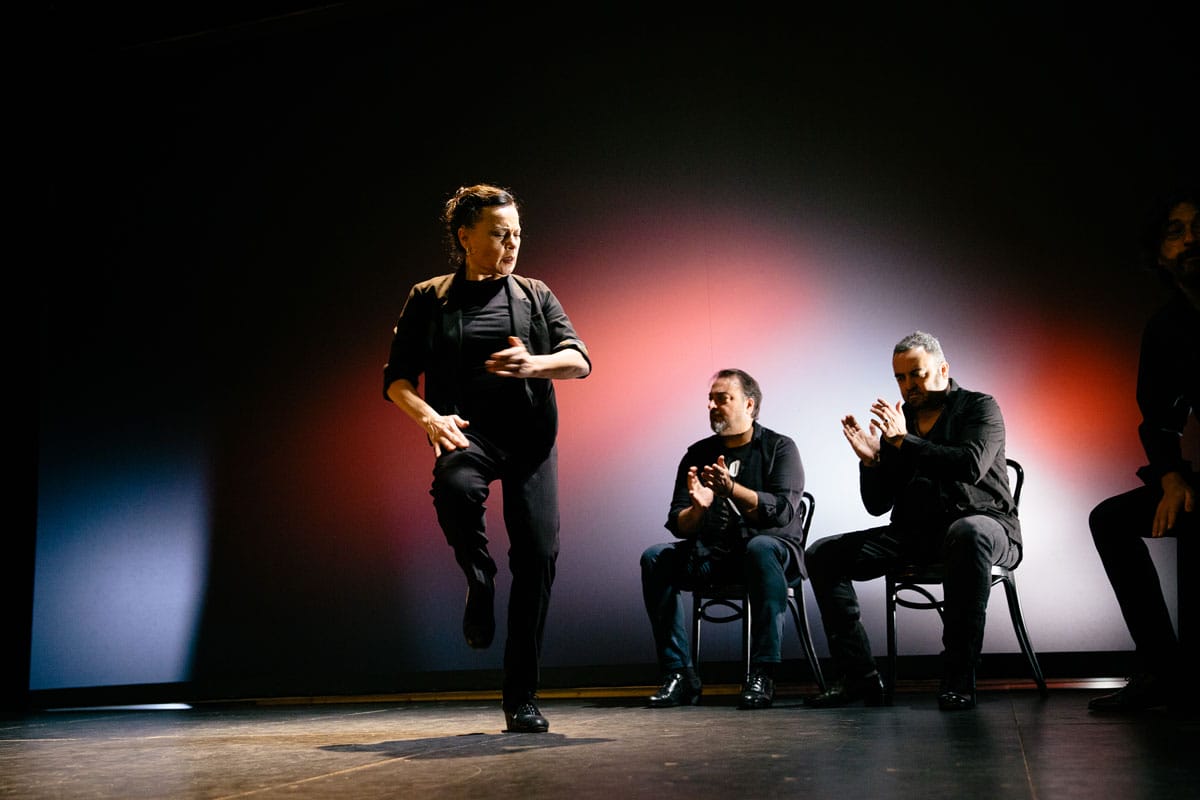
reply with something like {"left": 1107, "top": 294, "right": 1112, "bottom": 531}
{"left": 800, "top": 490, "right": 815, "bottom": 547}
{"left": 1006, "top": 458, "right": 1024, "bottom": 508}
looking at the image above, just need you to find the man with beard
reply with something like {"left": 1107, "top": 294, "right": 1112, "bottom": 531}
{"left": 1088, "top": 189, "right": 1199, "bottom": 712}
{"left": 804, "top": 331, "right": 1021, "bottom": 711}
{"left": 640, "top": 369, "right": 807, "bottom": 710}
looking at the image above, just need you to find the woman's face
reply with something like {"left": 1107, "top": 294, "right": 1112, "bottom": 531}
{"left": 460, "top": 204, "right": 521, "bottom": 281}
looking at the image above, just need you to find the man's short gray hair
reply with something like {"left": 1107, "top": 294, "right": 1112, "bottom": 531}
{"left": 894, "top": 331, "right": 944, "bottom": 360}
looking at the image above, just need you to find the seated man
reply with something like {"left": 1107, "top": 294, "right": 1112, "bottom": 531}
{"left": 805, "top": 331, "right": 1021, "bottom": 711}
{"left": 640, "top": 369, "right": 807, "bottom": 710}
{"left": 1088, "top": 188, "right": 1198, "bottom": 712}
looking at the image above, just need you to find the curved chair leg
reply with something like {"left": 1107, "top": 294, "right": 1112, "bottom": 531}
{"left": 741, "top": 594, "right": 753, "bottom": 681}
{"left": 885, "top": 576, "right": 899, "bottom": 700}
{"left": 692, "top": 584, "right": 828, "bottom": 692}
{"left": 691, "top": 590, "right": 752, "bottom": 682}
{"left": 887, "top": 578, "right": 945, "bottom": 699}
{"left": 789, "top": 587, "right": 827, "bottom": 692}
{"left": 1001, "top": 574, "right": 1048, "bottom": 696}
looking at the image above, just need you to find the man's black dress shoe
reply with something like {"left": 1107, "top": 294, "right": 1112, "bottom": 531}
{"left": 648, "top": 671, "right": 702, "bottom": 708}
{"left": 462, "top": 578, "right": 495, "bottom": 649}
{"left": 739, "top": 669, "right": 775, "bottom": 709}
{"left": 1088, "top": 672, "right": 1173, "bottom": 711}
{"left": 804, "top": 672, "right": 888, "bottom": 708}
{"left": 937, "top": 690, "right": 976, "bottom": 711}
{"left": 504, "top": 699, "right": 550, "bottom": 733}
{"left": 938, "top": 668, "right": 976, "bottom": 711}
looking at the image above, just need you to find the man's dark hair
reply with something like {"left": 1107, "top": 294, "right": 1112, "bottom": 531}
{"left": 1137, "top": 184, "right": 1198, "bottom": 276}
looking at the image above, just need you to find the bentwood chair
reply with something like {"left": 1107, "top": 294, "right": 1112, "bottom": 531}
{"left": 884, "top": 458, "right": 1047, "bottom": 697}
{"left": 690, "top": 491, "right": 827, "bottom": 692}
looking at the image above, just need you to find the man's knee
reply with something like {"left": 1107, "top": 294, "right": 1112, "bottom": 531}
{"left": 641, "top": 541, "right": 680, "bottom": 577}
{"left": 743, "top": 536, "right": 788, "bottom": 576}
{"left": 943, "top": 519, "right": 1008, "bottom": 575}
{"left": 1088, "top": 497, "right": 1122, "bottom": 543}
{"left": 807, "top": 532, "right": 847, "bottom": 571}
{"left": 745, "top": 535, "right": 784, "bottom": 561}
{"left": 639, "top": 547, "right": 652, "bottom": 572}
{"left": 945, "top": 523, "right": 985, "bottom": 549}
{"left": 804, "top": 537, "right": 839, "bottom": 594}
{"left": 805, "top": 535, "right": 828, "bottom": 565}
{"left": 946, "top": 515, "right": 1002, "bottom": 547}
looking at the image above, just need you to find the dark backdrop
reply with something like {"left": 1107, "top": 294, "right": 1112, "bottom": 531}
{"left": 23, "top": 4, "right": 1198, "bottom": 706}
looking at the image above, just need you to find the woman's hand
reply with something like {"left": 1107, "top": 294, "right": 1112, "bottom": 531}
{"left": 485, "top": 336, "right": 536, "bottom": 377}
{"left": 423, "top": 413, "right": 471, "bottom": 457}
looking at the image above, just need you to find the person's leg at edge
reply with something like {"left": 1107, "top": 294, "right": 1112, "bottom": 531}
{"left": 803, "top": 527, "right": 895, "bottom": 707}
{"left": 498, "top": 445, "right": 559, "bottom": 732}
{"left": 640, "top": 542, "right": 702, "bottom": 707}
{"left": 939, "top": 515, "right": 1016, "bottom": 711}
{"left": 1088, "top": 485, "right": 1188, "bottom": 711}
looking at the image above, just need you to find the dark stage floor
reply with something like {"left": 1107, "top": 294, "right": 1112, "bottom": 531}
{"left": 2, "top": 680, "right": 1197, "bottom": 799}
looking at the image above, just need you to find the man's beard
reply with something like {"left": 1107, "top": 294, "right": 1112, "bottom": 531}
{"left": 1173, "top": 245, "right": 1200, "bottom": 291}
{"left": 906, "top": 389, "right": 948, "bottom": 411}
{"left": 710, "top": 417, "right": 728, "bottom": 435}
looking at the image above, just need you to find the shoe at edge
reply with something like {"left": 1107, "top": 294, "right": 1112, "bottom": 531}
{"left": 1088, "top": 673, "right": 1173, "bottom": 712}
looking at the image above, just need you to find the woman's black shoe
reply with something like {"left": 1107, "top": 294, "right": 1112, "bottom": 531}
{"left": 503, "top": 699, "right": 549, "bottom": 733}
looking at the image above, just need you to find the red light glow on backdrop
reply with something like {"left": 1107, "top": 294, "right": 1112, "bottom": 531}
{"left": 294, "top": 202, "right": 1175, "bottom": 670}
